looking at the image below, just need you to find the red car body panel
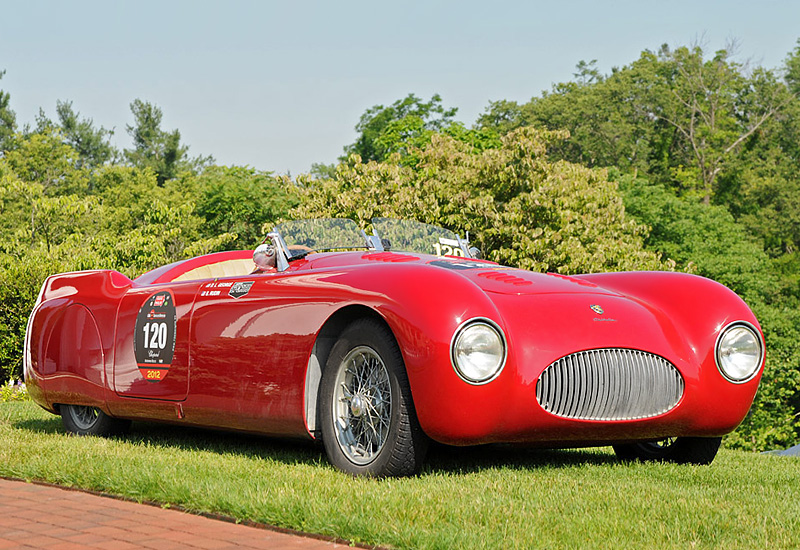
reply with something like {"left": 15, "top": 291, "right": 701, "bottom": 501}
{"left": 24, "top": 249, "right": 764, "bottom": 447}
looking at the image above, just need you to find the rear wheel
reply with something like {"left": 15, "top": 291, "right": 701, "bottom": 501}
{"left": 613, "top": 436, "right": 722, "bottom": 465}
{"left": 61, "top": 405, "right": 131, "bottom": 436}
{"left": 319, "top": 319, "right": 428, "bottom": 477}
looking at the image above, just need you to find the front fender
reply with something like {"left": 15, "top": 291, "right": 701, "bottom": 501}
{"left": 309, "top": 262, "right": 514, "bottom": 442}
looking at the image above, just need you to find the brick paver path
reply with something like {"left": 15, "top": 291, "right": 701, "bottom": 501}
{"left": 0, "top": 478, "right": 357, "bottom": 549}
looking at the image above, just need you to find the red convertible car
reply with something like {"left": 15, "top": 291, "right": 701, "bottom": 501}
{"left": 24, "top": 218, "right": 764, "bottom": 476}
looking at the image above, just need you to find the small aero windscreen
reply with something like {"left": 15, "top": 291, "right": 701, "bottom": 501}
{"left": 372, "top": 218, "right": 466, "bottom": 257}
{"left": 274, "top": 218, "right": 367, "bottom": 259}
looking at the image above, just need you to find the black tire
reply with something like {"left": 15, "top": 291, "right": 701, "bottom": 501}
{"left": 61, "top": 404, "right": 131, "bottom": 436}
{"left": 613, "top": 436, "right": 722, "bottom": 465}
{"left": 319, "top": 318, "right": 428, "bottom": 477}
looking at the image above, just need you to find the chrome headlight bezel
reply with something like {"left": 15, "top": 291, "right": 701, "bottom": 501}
{"left": 450, "top": 318, "right": 507, "bottom": 385}
{"left": 715, "top": 321, "right": 764, "bottom": 384}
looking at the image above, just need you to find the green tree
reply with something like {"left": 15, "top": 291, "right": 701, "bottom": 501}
{"left": 88, "top": 165, "right": 236, "bottom": 266}
{"left": 618, "top": 174, "right": 776, "bottom": 301}
{"left": 0, "top": 70, "right": 16, "bottom": 152}
{"left": 309, "top": 162, "right": 337, "bottom": 180}
{"left": 716, "top": 44, "right": 800, "bottom": 260}
{"left": 55, "top": 100, "right": 116, "bottom": 169}
{"left": 479, "top": 44, "right": 792, "bottom": 205}
{"left": 32, "top": 101, "right": 117, "bottom": 173}
{"left": 476, "top": 99, "right": 524, "bottom": 135}
{"left": 573, "top": 59, "right": 602, "bottom": 85}
{"left": 193, "top": 166, "right": 300, "bottom": 248}
{"left": 480, "top": 53, "right": 672, "bottom": 177}
{"left": 3, "top": 130, "right": 89, "bottom": 196}
{"left": 344, "top": 93, "right": 458, "bottom": 162}
{"left": 0, "top": 254, "right": 65, "bottom": 381}
{"left": 654, "top": 45, "right": 788, "bottom": 204}
{"left": 298, "top": 127, "right": 667, "bottom": 274}
{"left": 124, "top": 99, "right": 211, "bottom": 185}
{"left": 785, "top": 38, "right": 800, "bottom": 95}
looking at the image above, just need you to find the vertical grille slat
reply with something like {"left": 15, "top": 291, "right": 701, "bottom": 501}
{"left": 575, "top": 354, "right": 586, "bottom": 418}
{"left": 535, "top": 348, "right": 684, "bottom": 421}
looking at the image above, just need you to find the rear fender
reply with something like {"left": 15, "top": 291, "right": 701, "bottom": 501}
{"left": 25, "top": 270, "right": 132, "bottom": 414}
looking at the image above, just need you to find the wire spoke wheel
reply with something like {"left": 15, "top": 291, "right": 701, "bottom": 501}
{"left": 67, "top": 405, "right": 101, "bottom": 431}
{"left": 320, "top": 318, "right": 428, "bottom": 476}
{"left": 332, "top": 346, "right": 392, "bottom": 465}
{"left": 61, "top": 404, "right": 131, "bottom": 436}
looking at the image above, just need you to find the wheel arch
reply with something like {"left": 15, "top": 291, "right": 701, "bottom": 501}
{"left": 303, "top": 304, "right": 396, "bottom": 437}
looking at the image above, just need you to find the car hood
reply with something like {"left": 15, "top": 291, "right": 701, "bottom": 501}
{"left": 307, "top": 252, "right": 622, "bottom": 296}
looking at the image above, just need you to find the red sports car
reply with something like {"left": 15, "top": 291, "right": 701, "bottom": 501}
{"left": 24, "top": 218, "right": 765, "bottom": 476}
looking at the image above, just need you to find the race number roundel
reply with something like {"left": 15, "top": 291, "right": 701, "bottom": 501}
{"left": 134, "top": 290, "right": 177, "bottom": 383}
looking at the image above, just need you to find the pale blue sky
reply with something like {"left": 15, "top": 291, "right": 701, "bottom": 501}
{"left": 1, "top": 1, "right": 798, "bottom": 175}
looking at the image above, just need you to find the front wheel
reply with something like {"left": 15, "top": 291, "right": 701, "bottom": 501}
{"left": 319, "top": 319, "right": 428, "bottom": 477}
{"left": 613, "top": 436, "right": 722, "bottom": 465}
{"left": 61, "top": 404, "right": 131, "bottom": 436}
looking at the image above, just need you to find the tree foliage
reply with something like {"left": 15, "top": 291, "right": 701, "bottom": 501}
{"left": 785, "top": 38, "right": 800, "bottom": 96}
{"left": 54, "top": 101, "right": 116, "bottom": 169}
{"left": 344, "top": 93, "right": 458, "bottom": 163}
{"left": 0, "top": 70, "right": 15, "bottom": 152}
{"left": 192, "top": 166, "right": 300, "bottom": 249}
{"left": 618, "top": 174, "right": 775, "bottom": 301}
{"left": 299, "top": 127, "right": 667, "bottom": 274}
{"left": 479, "top": 43, "right": 795, "bottom": 206}
{"left": 124, "top": 99, "right": 211, "bottom": 185}
{"left": 343, "top": 93, "right": 503, "bottom": 169}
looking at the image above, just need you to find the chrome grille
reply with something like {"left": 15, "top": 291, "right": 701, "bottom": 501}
{"left": 535, "top": 349, "right": 684, "bottom": 421}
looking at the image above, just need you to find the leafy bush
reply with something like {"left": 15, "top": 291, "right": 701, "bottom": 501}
{"left": 296, "top": 127, "right": 668, "bottom": 275}
{"left": 0, "top": 378, "right": 28, "bottom": 402}
{"left": 0, "top": 255, "right": 57, "bottom": 381}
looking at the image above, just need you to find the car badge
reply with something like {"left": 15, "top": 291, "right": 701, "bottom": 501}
{"left": 229, "top": 281, "right": 255, "bottom": 299}
{"left": 590, "top": 304, "right": 604, "bottom": 315}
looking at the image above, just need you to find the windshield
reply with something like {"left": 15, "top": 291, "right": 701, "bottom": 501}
{"left": 372, "top": 218, "right": 468, "bottom": 257}
{"left": 274, "top": 218, "right": 368, "bottom": 259}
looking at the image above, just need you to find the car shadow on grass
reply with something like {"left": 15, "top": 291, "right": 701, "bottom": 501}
{"left": 13, "top": 416, "right": 64, "bottom": 435}
{"left": 424, "top": 442, "right": 619, "bottom": 474}
{"left": 13, "top": 415, "right": 619, "bottom": 474}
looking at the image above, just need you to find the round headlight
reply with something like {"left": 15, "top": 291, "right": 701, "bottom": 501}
{"left": 716, "top": 322, "right": 763, "bottom": 383}
{"left": 451, "top": 320, "right": 506, "bottom": 384}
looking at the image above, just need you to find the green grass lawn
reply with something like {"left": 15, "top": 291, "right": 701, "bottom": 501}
{"left": 2, "top": 400, "right": 799, "bottom": 549}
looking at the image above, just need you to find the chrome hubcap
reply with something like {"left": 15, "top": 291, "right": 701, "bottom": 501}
{"left": 332, "top": 346, "right": 392, "bottom": 465}
{"left": 350, "top": 394, "right": 366, "bottom": 417}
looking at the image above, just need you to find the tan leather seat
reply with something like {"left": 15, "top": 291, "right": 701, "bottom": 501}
{"left": 172, "top": 259, "right": 256, "bottom": 282}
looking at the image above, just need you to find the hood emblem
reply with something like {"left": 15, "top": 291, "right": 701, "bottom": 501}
{"left": 590, "top": 304, "right": 604, "bottom": 315}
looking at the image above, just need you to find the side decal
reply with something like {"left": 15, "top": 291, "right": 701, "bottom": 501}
{"left": 229, "top": 281, "right": 254, "bottom": 299}
{"left": 133, "top": 290, "right": 177, "bottom": 382}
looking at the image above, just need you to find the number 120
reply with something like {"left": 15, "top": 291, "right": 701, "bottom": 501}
{"left": 142, "top": 322, "right": 168, "bottom": 350}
